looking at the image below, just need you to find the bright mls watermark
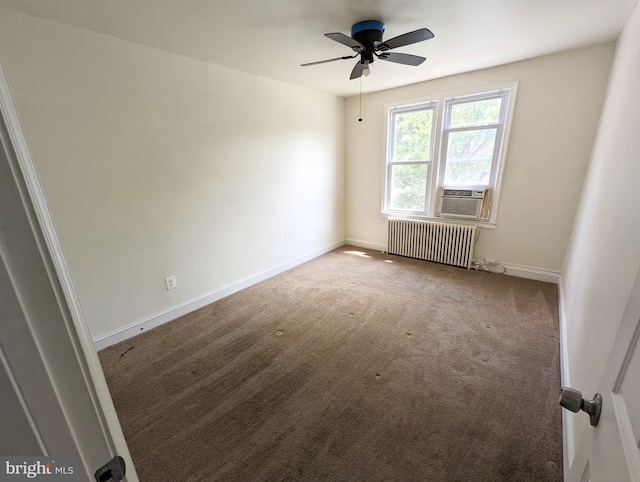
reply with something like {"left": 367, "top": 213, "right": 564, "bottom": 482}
{"left": 0, "top": 457, "right": 78, "bottom": 481}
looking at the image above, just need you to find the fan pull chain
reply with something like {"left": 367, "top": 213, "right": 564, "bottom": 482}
{"left": 358, "top": 76, "right": 363, "bottom": 122}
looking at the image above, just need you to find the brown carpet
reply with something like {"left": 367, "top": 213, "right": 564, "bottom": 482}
{"left": 99, "top": 246, "right": 562, "bottom": 481}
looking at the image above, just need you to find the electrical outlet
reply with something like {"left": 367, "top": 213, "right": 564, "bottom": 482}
{"left": 165, "top": 275, "right": 177, "bottom": 290}
{"left": 485, "top": 259, "right": 497, "bottom": 266}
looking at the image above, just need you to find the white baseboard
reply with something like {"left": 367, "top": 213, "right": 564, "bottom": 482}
{"left": 501, "top": 263, "right": 560, "bottom": 284}
{"left": 558, "top": 278, "right": 574, "bottom": 479}
{"left": 93, "top": 240, "right": 346, "bottom": 350}
{"left": 347, "top": 238, "right": 560, "bottom": 284}
{"left": 345, "top": 238, "right": 387, "bottom": 252}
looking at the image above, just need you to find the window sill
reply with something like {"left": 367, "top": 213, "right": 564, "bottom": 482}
{"left": 379, "top": 212, "right": 496, "bottom": 229}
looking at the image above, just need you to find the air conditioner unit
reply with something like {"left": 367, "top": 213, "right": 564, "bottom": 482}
{"left": 437, "top": 188, "right": 490, "bottom": 220}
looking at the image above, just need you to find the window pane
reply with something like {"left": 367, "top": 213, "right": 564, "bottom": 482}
{"left": 393, "top": 109, "right": 433, "bottom": 162}
{"left": 444, "top": 129, "right": 496, "bottom": 186}
{"left": 450, "top": 98, "right": 502, "bottom": 128}
{"left": 390, "top": 164, "right": 428, "bottom": 211}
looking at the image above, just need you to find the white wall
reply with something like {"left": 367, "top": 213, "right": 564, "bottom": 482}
{"left": 0, "top": 7, "right": 345, "bottom": 340}
{"left": 345, "top": 44, "right": 614, "bottom": 274}
{"left": 561, "top": 0, "right": 640, "bottom": 452}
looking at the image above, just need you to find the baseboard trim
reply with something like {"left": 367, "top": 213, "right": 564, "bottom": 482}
{"left": 500, "top": 263, "right": 560, "bottom": 284}
{"left": 558, "top": 278, "right": 573, "bottom": 478}
{"left": 345, "top": 238, "right": 387, "bottom": 252}
{"left": 93, "top": 240, "right": 347, "bottom": 350}
{"left": 347, "top": 238, "right": 560, "bottom": 284}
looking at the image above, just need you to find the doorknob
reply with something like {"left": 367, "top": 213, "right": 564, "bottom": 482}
{"left": 559, "top": 387, "right": 602, "bottom": 427}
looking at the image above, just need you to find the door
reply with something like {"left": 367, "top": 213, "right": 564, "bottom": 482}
{"left": 568, "top": 267, "right": 640, "bottom": 481}
{"left": 0, "top": 58, "right": 138, "bottom": 480}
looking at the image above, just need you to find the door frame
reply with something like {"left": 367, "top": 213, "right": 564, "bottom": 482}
{"left": 0, "top": 56, "right": 138, "bottom": 480}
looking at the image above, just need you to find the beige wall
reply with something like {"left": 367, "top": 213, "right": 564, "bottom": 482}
{"left": 561, "top": 1, "right": 640, "bottom": 452}
{"left": 0, "top": 7, "right": 345, "bottom": 339}
{"left": 345, "top": 44, "right": 614, "bottom": 273}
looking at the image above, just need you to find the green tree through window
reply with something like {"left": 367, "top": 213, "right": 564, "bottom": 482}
{"left": 444, "top": 98, "right": 502, "bottom": 185}
{"left": 394, "top": 110, "right": 432, "bottom": 162}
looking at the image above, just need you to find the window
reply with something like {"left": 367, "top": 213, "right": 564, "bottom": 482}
{"left": 440, "top": 92, "right": 508, "bottom": 188}
{"left": 384, "top": 84, "right": 516, "bottom": 223}
{"left": 386, "top": 104, "right": 436, "bottom": 214}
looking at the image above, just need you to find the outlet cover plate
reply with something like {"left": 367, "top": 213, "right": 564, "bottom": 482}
{"left": 165, "top": 275, "right": 177, "bottom": 290}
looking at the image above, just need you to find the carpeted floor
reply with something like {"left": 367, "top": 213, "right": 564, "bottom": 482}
{"left": 99, "top": 246, "right": 562, "bottom": 481}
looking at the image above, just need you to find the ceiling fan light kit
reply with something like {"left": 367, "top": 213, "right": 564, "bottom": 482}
{"left": 301, "top": 20, "right": 434, "bottom": 80}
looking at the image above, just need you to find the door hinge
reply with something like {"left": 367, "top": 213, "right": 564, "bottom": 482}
{"left": 95, "top": 455, "right": 126, "bottom": 482}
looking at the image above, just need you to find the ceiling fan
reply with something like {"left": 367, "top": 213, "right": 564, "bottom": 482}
{"left": 301, "top": 20, "right": 434, "bottom": 80}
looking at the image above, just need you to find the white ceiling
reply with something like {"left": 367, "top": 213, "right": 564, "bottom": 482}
{"left": 0, "top": 0, "right": 637, "bottom": 97}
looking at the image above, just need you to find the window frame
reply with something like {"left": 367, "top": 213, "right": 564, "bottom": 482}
{"left": 382, "top": 82, "right": 518, "bottom": 226}
{"left": 384, "top": 102, "right": 438, "bottom": 216}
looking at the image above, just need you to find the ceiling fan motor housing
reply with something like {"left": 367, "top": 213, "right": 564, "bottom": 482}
{"left": 351, "top": 20, "right": 384, "bottom": 63}
{"left": 351, "top": 20, "right": 384, "bottom": 45}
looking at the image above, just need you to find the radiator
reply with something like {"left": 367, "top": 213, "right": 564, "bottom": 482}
{"left": 387, "top": 218, "right": 477, "bottom": 269}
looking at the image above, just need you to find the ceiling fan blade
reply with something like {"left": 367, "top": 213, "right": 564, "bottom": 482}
{"left": 325, "top": 32, "right": 364, "bottom": 50}
{"left": 377, "top": 52, "right": 426, "bottom": 66}
{"left": 376, "top": 28, "right": 434, "bottom": 51}
{"left": 301, "top": 55, "right": 357, "bottom": 67}
{"left": 350, "top": 60, "right": 364, "bottom": 80}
